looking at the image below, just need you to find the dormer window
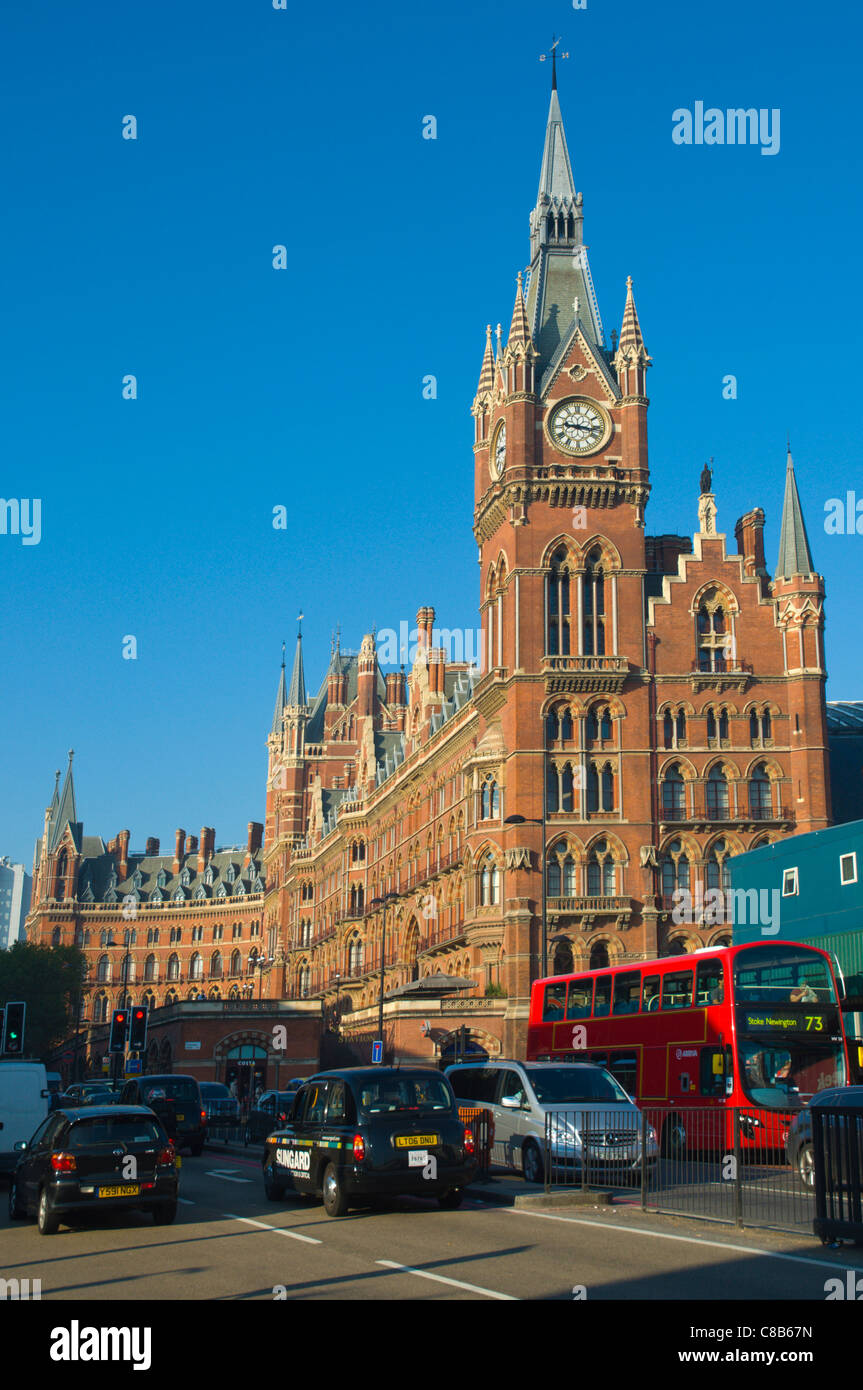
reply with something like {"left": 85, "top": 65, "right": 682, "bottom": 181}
{"left": 226, "top": 864, "right": 236, "bottom": 883}
{"left": 216, "top": 882, "right": 227, "bottom": 899}
{"left": 157, "top": 868, "right": 168, "bottom": 888}
{"left": 194, "top": 884, "right": 207, "bottom": 900}
{"left": 151, "top": 888, "right": 163, "bottom": 904}
{"left": 235, "top": 880, "right": 246, "bottom": 896}
{"left": 174, "top": 887, "right": 186, "bottom": 903}
{"left": 180, "top": 868, "right": 191, "bottom": 887}
{"left": 132, "top": 869, "right": 143, "bottom": 889}
{"left": 204, "top": 865, "right": 214, "bottom": 886}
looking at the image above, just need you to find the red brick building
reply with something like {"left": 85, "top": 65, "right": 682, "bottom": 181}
{"left": 266, "top": 75, "right": 830, "bottom": 1060}
{"left": 28, "top": 75, "right": 831, "bottom": 1071}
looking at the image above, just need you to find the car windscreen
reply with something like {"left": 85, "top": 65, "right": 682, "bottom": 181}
{"left": 67, "top": 1116, "right": 164, "bottom": 1147}
{"left": 200, "top": 1084, "right": 229, "bottom": 1098}
{"left": 524, "top": 1067, "right": 630, "bottom": 1104}
{"left": 356, "top": 1075, "right": 455, "bottom": 1117}
{"left": 141, "top": 1079, "right": 199, "bottom": 1104}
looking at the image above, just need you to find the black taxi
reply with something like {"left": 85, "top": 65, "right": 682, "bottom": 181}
{"left": 262, "top": 1067, "right": 476, "bottom": 1216}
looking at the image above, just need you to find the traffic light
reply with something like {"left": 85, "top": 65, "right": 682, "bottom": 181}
{"left": 1, "top": 1001, "right": 25, "bottom": 1055}
{"left": 128, "top": 1006, "right": 148, "bottom": 1052}
{"left": 108, "top": 1009, "right": 128, "bottom": 1054}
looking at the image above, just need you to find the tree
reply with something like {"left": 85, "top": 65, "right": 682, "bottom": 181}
{"left": 0, "top": 943, "right": 87, "bottom": 1061}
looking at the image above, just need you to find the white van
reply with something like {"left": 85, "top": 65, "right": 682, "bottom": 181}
{"left": 0, "top": 1061, "right": 50, "bottom": 1175}
{"left": 446, "top": 1059, "right": 658, "bottom": 1184}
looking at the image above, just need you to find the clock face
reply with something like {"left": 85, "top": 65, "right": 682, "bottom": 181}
{"left": 490, "top": 421, "right": 506, "bottom": 479}
{"left": 548, "top": 398, "right": 609, "bottom": 456}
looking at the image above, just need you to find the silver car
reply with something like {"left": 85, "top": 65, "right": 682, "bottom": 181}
{"left": 446, "top": 1059, "right": 658, "bottom": 1184}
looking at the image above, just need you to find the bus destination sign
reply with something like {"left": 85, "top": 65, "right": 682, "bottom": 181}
{"left": 738, "top": 1007, "right": 838, "bottom": 1036}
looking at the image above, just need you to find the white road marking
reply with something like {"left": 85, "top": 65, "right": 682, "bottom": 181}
{"left": 504, "top": 1208, "right": 863, "bottom": 1272}
{"left": 376, "top": 1258, "right": 517, "bottom": 1300}
{"left": 177, "top": 1198, "right": 195, "bottom": 1205}
{"left": 225, "top": 1214, "right": 322, "bottom": 1245}
{"left": 206, "top": 1170, "right": 252, "bottom": 1183}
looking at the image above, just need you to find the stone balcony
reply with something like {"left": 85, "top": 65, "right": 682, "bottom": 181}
{"left": 541, "top": 654, "right": 630, "bottom": 695}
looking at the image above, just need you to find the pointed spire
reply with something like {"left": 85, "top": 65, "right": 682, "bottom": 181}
{"left": 537, "top": 82, "right": 576, "bottom": 207}
{"left": 50, "top": 750, "right": 77, "bottom": 850}
{"left": 617, "top": 276, "right": 649, "bottom": 359}
{"left": 506, "top": 273, "right": 534, "bottom": 355}
{"left": 288, "top": 613, "right": 307, "bottom": 706}
{"left": 49, "top": 768, "right": 60, "bottom": 814}
{"left": 776, "top": 447, "right": 815, "bottom": 579}
{"left": 475, "top": 325, "right": 495, "bottom": 396}
{"left": 271, "top": 643, "right": 287, "bottom": 735}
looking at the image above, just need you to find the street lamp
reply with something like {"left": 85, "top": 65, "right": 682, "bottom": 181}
{"left": 369, "top": 893, "right": 397, "bottom": 1050}
{"left": 504, "top": 809, "right": 548, "bottom": 979}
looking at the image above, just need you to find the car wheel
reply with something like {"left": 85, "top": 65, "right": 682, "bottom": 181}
{"left": 438, "top": 1188, "right": 463, "bottom": 1210}
{"left": 522, "top": 1140, "right": 544, "bottom": 1185}
{"left": 264, "top": 1167, "right": 284, "bottom": 1202}
{"left": 153, "top": 1204, "right": 177, "bottom": 1226}
{"left": 8, "top": 1177, "right": 26, "bottom": 1220}
{"left": 796, "top": 1143, "right": 815, "bottom": 1189}
{"left": 661, "top": 1119, "right": 687, "bottom": 1159}
{"left": 322, "top": 1162, "right": 349, "bottom": 1217}
{"left": 37, "top": 1188, "right": 59, "bottom": 1236}
{"left": 244, "top": 1124, "right": 252, "bottom": 1147}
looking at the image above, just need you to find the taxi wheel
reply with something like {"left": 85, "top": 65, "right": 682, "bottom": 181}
{"left": 264, "top": 1167, "right": 285, "bottom": 1201}
{"left": 322, "top": 1163, "right": 349, "bottom": 1217}
{"left": 37, "top": 1188, "right": 59, "bottom": 1236}
{"left": 153, "top": 1204, "right": 177, "bottom": 1226}
{"left": 438, "top": 1188, "right": 463, "bottom": 1210}
{"left": 8, "top": 1177, "right": 26, "bottom": 1220}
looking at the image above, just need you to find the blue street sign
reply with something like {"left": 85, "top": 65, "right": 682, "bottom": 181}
{"left": 125, "top": 1057, "right": 142, "bottom": 1075}
{"left": 372, "top": 1040, "right": 383, "bottom": 1064}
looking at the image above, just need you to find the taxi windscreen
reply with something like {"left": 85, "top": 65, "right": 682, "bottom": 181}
{"left": 357, "top": 1075, "right": 455, "bottom": 1117}
{"left": 141, "top": 1079, "right": 199, "bottom": 1104}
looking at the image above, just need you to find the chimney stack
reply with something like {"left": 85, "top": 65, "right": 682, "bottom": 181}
{"left": 735, "top": 508, "right": 767, "bottom": 580}
{"left": 187, "top": 834, "right": 199, "bottom": 856}
{"left": 198, "top": 827, "right": 215, "bottom": 871}
{"left": 173, "top": 829, "right": 186, "bottom": 874}
{"left": 247, "top": 821, "right": 263, "bottom": 854}
{"left": 118, "top": 829, "right": 130, "bottom": 879}
{"left": 429, "top": 647, "right": 446, "bottom": 695}
{"left": 145, "top": 837, "right": 160, "bottom": 857}
{"left": 416, "top": 606, "right": 435, "bottom": 661}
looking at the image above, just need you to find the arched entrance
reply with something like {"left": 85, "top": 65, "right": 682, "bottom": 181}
{"left": 223, "top": 1043, "right": 268, "bottom": 1103}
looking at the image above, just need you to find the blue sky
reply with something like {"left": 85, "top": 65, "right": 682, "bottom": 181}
{"left": 2, "top": 0, "right": 861, "bottom": 867}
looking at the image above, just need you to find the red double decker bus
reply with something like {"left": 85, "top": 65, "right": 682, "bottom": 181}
{"left": 527, "top": 941, "right": 849, "bottom": 1153}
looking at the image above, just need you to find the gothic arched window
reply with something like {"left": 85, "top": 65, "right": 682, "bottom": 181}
{"left": 546, "top": 548, "right": 572, "bottom": 656}
{"left": 661, "top": 764, "right": 685, "bottom": 819}
{"left": 587, "top": 841, "right": 616, "bottom": 897}
{"left": 479, "top": 854, "right": 500, "bottom": 906}
{"left": 706, "top": 767, "right": 730, "bottom": 819}
{"left": 706, "top": 840, "right": 731, "bottom": 891}
{"left": 749, "top": 764, "right": 772, "bottom": 817}
{"left": 582, "top": 549, "right": 606, "bottom": 656}
{"left": 661, "top": 841, "right": 691, "bottom": 900}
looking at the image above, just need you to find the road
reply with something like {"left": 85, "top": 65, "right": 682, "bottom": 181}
{"left": 3, "top": 1148, "right": 863, "bottom": 1301}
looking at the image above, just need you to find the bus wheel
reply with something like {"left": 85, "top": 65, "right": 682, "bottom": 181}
{"left": 522, "top": 1140, "right": 544, "bottom": 1185}
{"left": 661, "top": 1119, "right": 687, "bottom": 1159}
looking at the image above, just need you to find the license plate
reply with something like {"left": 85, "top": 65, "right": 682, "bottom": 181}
{"left": 408, "top": 1150, "right": 428, "bottom": 1167}
{"left": 395, "top": 1135, "right": 438, "bottom": 1148}
{"left": 177, "top": 1113, "right": 185, "bottom": 1121}
{"left": 98, "top": 1185, "right": 140, "bottom": 1198}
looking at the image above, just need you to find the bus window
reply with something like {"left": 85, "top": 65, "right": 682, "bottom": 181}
{"left": 642, "top": 975, "right": 660, "bottom": 1012}
{"left": 696, "top": 958, "right": 724, "bottom": 1006}
{"left": 566, "top": 979, "right": 592, "bottom": 1019}
{"left": 589, "top": 1052, "right": 608, "bottom": 1069}
{"left": 662, "top": 969, "right": 694, "bottom": 1010}
{"left": 608, "top": 1051, "right": 638, "bottom": 1096}
{"left": 613, "top": 972, "right": 641, "bottom": 1015}
{"left": 543, "top": 981, "right": 567, "bottom": 1020}
{"left": 594, "top": 976, "right": 612, "bottom": 1017}
{"left": 700, "top": 1047, "right": 725, "bottom": 1096}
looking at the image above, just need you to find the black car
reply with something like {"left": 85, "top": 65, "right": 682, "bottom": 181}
{"left": 262, "top": 1067, "right": 477, "bottom": 1216}
{"left": 8, "top": 1105, "right": 179, "bottom": 1235}
{"left": 119, "top": 1075, "right": 207, "bottom": 1155}
{"left": 245, "top": 1090, "right": 299, "bottom": 1144}
{"left": 200, "top": 1082, "right": 241, "bottom": 1136}
{"left": 785, "top": 1085, "right": 863, "bottom": 1187}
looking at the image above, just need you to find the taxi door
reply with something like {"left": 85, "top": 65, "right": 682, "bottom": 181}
{"left": 274, "top": 1080, "right": 327, "bottom": 1191}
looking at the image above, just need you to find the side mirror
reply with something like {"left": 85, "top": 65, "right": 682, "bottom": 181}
{"left": 13, "top": 1141, "right": 28, "bottom": 1152}
{"left": 500, "top": 1095, "right": 520, "bottom": 1109}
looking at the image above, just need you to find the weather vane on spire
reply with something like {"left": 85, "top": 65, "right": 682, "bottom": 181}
{"left": 539, "top": 35, "right": 569, "bottom": 89}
